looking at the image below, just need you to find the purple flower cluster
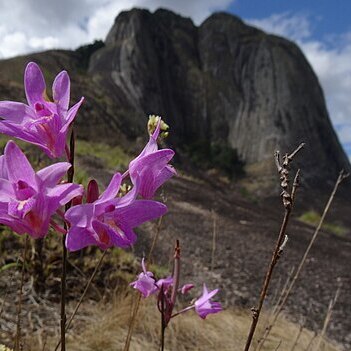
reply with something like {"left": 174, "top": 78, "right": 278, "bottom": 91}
{"left": 0, "top": 62, "right": 84, "bottom": 158}
{"left": 0, "top": 62, "right": 174, "bottom": 251}
{"left": 0, "top": 141, "right": 82, "bottom": 238}
{"left": 0, "top": 61, "right": 222, "bottom": 329}
{"left": 130, "top": 259, "right": 222, "bottom": 321}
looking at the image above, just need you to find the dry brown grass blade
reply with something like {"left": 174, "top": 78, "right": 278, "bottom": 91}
{"left": 26, "top": 296, "right": 342, "bottom": 351}
{"left": 313, "top": 283, "right": 341, "bottom": 351}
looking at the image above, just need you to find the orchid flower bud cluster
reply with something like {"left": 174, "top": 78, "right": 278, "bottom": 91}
{"left": 130, "top": 248, "right": 222, "bottom": 326}
{"left": 0, "top": 62, "right": 175, "bottom": 251}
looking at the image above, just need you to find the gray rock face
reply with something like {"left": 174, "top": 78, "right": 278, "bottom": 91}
{"left": 89, "top": 8, "right": 350, "bottom": 186}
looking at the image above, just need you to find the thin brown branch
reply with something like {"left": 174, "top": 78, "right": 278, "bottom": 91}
{"left": 288, "top": 143, "right": 305, "bottom": 161}
{"left": 255, "top": 266, "right": 295, "bottom": 351}
{"left": 257, "top": 169, "right": 347, "bottom": 350}
{"left": 243, "top": 144, "right": 303, "bottom": 351}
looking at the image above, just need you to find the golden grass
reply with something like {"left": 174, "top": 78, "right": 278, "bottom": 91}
{"left": 24, "top": 293, "right": 341, "bottom": 351}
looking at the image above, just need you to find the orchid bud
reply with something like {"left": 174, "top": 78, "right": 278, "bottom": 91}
{"left": 86, "top": 179, "right": 99, "bottom": 203}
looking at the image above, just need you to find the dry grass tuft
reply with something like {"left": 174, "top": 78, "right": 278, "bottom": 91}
{"left": 23, "top": 292, "right": 341, "bottom": 351}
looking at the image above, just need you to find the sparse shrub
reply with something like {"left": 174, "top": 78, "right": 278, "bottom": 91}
{"left": 75, "top": 40, "right": 105, "bottom": 70}
{"left": 299, "top": 210, "right": 347, "bottom": 236}
{"left": 185, "top": 140, "right": 245, "bottom": 178}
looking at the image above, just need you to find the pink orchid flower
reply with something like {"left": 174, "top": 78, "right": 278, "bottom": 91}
{"left": 130, "top": 258, "right": 158, "bottom": 298}
{"left": 194, "top": 284, "right": 222, "bottom": 319}
{"left": 0, "top": 141, "right": 83, "bottom": 238}
{"left": 65, "top": 173, "right": 167, "bottom": 251}
{"left": 129, "top": 118, "right": 176, "bottom": 199}
{"left": 0, "top": 62, "right": 84, "bottom": 158}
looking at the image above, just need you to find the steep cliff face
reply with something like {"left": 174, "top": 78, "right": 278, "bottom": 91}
{"left": 89, "top": 9, "right": 350, "bottom": 185}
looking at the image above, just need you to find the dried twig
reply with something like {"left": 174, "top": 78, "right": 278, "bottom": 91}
{"left": 257, "top": 170, "right": 348, "bottom": 349}
{"left": 211, "top": 210, "right": 217, "bottom": 272}
{"left": 244, "top": 143, "right": 304, "bottom": 351}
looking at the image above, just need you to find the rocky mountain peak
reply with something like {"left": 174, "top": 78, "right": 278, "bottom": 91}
{"left": 88, "top": 8, "right": 350, "bottom": 188}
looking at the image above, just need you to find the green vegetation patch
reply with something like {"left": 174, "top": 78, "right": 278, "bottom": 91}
{"left": 75, "top": 139, "right": 131, "bottom": 170}
{"left": 299, "top": 210, "right": 348, "bottom": 237}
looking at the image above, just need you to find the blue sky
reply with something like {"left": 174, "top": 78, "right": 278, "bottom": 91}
{"left": 231, "top": 1, "right": 350, "bottom": 39}
{"left": 0, "top": 0, "right": 350, "bottom": 159}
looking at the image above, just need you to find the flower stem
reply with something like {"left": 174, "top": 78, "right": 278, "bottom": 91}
{"left": 13, "top": 235, "right": 29, "bottom": 351}
{"left": 170, "top": 240, "right": 180, "bottom": 306}
{"left": 123, "top": 217, "right": 163, "bottom": 351}
{"left": 160, "top": 285, "right": 166, "bottom": 351}
{"left": 60, "top": 130, "right": 75, "bottom": 351}
{"left": 54, "top": 251, "right": 107, "bottom": 351}
{"left": 60, "top": 236, "right": 67, "bottom": 351}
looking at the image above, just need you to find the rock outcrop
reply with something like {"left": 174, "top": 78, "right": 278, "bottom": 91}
{"left": 89, "top": 8, "right": 350, "bottom": 186}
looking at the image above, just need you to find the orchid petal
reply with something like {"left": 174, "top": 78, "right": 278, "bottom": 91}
{"left": 97, "top": 173, "right": 122, "bottom": 203}
{"left": 116, "top": 200, "right": 167, "bottom": 228}
{"left": 53, "top": 70, "right": 70, "bottom": 112}
{"left": 131, "top": 149, "right": 175, "bottom": 174}
{"left": 47, "top": 183, "right": 84, "bottom": 206}
{"left": 61, "top": 97, "right": 84, "bottom": 133}
{"left": 114, "top": 176, "right": 140, "bottom": 207}
{"left": 66, "top": 226, "right": 97, "bottom": 252}
{"left": 0, "top": 156, "right": 7, "bottom": 179}
{"left": 24, "top": 62, "right": 46, "bottom": 107}
{"left": 65, "top": 203, "right": 94, "bottom": 228}
{"left": 0, "top": 101, "right": 36, "bottom": 123}
{"left": 4, "top": 141, "right": 36, "bottom": 187}
{"left": 0, "top": 179, "right": 13, "bottom": 201}
{"left": 92, "top": 220, "right": 135, "bottom": 249}
{"left": 37, "top": 162, "right": 71, "bottom": 187}
{"left": 0, "top": 215, "right": 28, "bottom": 235}
{"left": 154, "top": 165, "right": 176, "bottom": 190}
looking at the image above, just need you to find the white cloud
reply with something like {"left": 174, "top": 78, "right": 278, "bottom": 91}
{"left": 247, "top": 13, "right": 351, "bottom": 156}
{"left": 0, "top": 0, "right": 234, "bottom": 59}
{"left": 249, "top": 13, "right": 312, "bottom": 41}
